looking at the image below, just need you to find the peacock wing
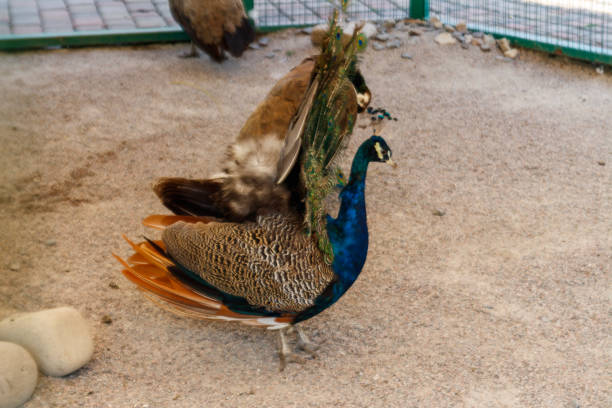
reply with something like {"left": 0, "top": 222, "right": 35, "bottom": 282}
{"left": 161, "top": 215, "right": 336, "bottom": 314}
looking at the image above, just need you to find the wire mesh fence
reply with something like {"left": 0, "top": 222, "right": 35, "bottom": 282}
{"left": 253, "top": 0, "right": 410, "bottom": 27}
{"left": 429, "top": 0, "right": 612, "bottom": 59}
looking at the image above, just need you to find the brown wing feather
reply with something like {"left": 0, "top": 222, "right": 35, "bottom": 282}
{"left": 162, "top": 214, "right": 336, "bottom": 313}
{"left": 238, "top": 58, "right": 315, "bottom": 142}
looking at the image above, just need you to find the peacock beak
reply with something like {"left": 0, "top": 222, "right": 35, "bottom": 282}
{"left": 386, "top": 158, "right": 397, "bottom": 168}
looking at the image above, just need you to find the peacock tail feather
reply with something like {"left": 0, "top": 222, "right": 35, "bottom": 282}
{"left": 300, "top": 10, "right": 367, "bottom": 262}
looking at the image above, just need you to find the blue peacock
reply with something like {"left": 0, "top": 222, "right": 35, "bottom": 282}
{"left": 115, "top": 11, "right": 396, "bottom": 370}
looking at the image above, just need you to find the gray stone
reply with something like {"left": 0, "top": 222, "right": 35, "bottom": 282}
{"left": 264, "top": 52, "right": 275, "bottom": 59}
{"left": 480, "top": 43, "right": 491, "bottom": 52}
{"left": 483, "top": 34, "right": 496, "bottom": 47}
{"left": 0, "top": 307, "right": 94, "bottom": 377}
{"left": 8, "top": 263, "right": 19, "bottom": 271}
{"left": 300, "top": 27, "right": 313, "bottom": 35}
{"left": 461, "top": 42, "right": 469, "bottom": 49}
{"left": 248, "top": 43, "right": 260, "bottom": 50}
{"left": 0, "top": 342, "right": 38, "bottom": 408}
{"left": 473, "top": 31, "right": 484, "bottom": 38}
{"left": 434, "top": 32, "right": 457, "bottom": 45}
{"left": 464, "top": 34, "right": 473, "bottom": 44}
{"left": 452, "top": 31, "right": 463, "bottom": 40}
{"left": 383, "top": 19, "right": 396, "bottom": 30}
{"left": 444, "top": 24, "right": 455, "bottom": 33}
{"left": 372, "top": 42, "right": 385, "bottom": 51}
{"left": 433, "top": 21, "right": 443, "bottom": 29}
{"left": 257, "top": 37, "right": 269, "bottom": 47}
{"left": 401, "top": 53, "right": 412, "bottom": 59}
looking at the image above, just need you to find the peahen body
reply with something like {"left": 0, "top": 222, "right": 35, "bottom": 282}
{"left": 116, "top": 14, "right": 395, "bottom": 369}
{"left": 169, "top": 0, "right": 256, "bottom": 61}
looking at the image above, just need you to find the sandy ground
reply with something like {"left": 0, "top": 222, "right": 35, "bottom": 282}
{"left": 0, "top": 29, "right": 611, "bottom": 408}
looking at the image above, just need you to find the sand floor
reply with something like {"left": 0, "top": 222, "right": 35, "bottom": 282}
{"left": 0, "top": 30, "right": 611, "bottom": 407}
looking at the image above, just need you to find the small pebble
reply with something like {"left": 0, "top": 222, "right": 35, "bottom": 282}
{"left": 101, "top": 315, "right": 112, "bottom": 325}
{"left": 497, "top": 37, "right": 511, "bottom": 53}
{"left": 432, "top": 209, "right": 446, "bottom": 217}
{"left": 383, "top": 19, "right": 396, "bottom": 30}
{"left": 44, "top": 239, "right": 56, "bottom": 247}
{"left": 464, "top": 34, "right": 473, "bottom": 44}
{"left": 452, "top": 31, "right": 463, "bottom": 40}
{"left": 444, "top": 24, "right": 455, "bottom": 33}
{"left": 473, "top": 31, "right": 484, "bottom": 38}
{"left": 300, "top": 27, "right": 312, "bottom": 35}
{"left": 258, "top": 37, "right": 269, "bottom": 46}
{"left": 455, "top": 21, "right": 467, "bottom": 32}
{"left": 386, "top": 38, "right": 402, "bottom": 49}
{"left": 480, "top": 43, "right": 491, "bottom": 52}
{"left": 372, "top": 42, "right": 385, "bottom": 51}
{"left": 8, "top": 263, "right": 20, "bottom": 271}
{"left": 461, "top": 42, "right": 469, "bottom": 49}
{"left": 401, "top": 53, "right": 413, "bottom": 59}
{"left": 0, "top": 307, "right": 94, "bottom": 377}
{"left": 597, "top": 161, "right": 605, "bottom": 166}
{"left": 0, "top": 342, "right": 38, "bottom": 408}
{"left": 264, "top": 52, "right": 275, "bottom": 59}
{"left": 108, "top": 282, "right": 119, "bottom": 289}
{"left": 434, "top": 32, "right": 457, "bottom": 45}
{"left": 375, "top": 32, "right": 390, "bottom": 42}
{"left": 504, "top": 48, "right": 519, "bottom": 59}
{"left": 408, "top": 28, "right": 423, "bottom": 36}
{"left": 248, "top": 43, "right": 260, "bottom": 50}
{"left": 433, "top": 21, "right": 443, "bottom": 29}
{"left": 471, "top": 38, "right": 482, "bottom": 46}
{"left": 595, "top": 65, "right": 604, "bottom": 74}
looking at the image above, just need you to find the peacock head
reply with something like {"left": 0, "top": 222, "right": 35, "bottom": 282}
{"left": 366, "top": 136, "right": 397, "bottom": 168}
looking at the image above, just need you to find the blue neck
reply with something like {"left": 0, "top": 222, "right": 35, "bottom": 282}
{"left": 326, "top": 143, "right": 371, "bottom": 288}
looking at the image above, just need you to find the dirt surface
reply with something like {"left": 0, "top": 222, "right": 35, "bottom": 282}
{"left": 1, "top": 30, "right": 610, "bottom": 408}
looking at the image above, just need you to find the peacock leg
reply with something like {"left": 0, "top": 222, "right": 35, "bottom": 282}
{"left": 180, "top": 42, "right": 199, "bottom": 58}
{"left": 295, "top": 326, "right": 319, "bottom": 357}
{"left": 278, "top": 327, "right": 305, "bottom": 371}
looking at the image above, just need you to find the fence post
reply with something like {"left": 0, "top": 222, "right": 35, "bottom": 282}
{"left": 409, "top": 0, "right": 429, "bottom": 20}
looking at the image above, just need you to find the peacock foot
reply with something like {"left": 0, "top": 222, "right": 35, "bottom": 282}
{"left": 179, "top": 43, "right": 199, "bottom": 58}
{"left": 294, "top": 326, "right": 319, "bottom": 357}
{"left": 277, "top": 326, "right": 319, "bottom": 371}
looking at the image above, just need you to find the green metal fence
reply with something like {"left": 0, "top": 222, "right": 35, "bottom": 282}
{"left": 428, "top": 0, "right": 612, "bottom": 65}
{"left": 0, "top": 0, "right": 610, "bottom": 65}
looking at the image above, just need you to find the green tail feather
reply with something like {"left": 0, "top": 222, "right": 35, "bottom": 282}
{"left": 300, "top": 10, "right": 367, "bottom": 263}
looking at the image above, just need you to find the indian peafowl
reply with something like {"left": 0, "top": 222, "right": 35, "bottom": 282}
{"left": 169, "top": 0, "right": 256, "bottom": 61}
{"left": 115, "top": 12, "right": 395, "bottom": 369}
{"left": 154, "top": 53, "right": 371, "bottom": 221}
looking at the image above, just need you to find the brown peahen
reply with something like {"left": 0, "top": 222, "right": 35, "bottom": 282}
{"left": 169, "top": 0, "right": 256, "bottom": 61}
{"left": 115, "top": 12, "right": 395, "bottom": 369}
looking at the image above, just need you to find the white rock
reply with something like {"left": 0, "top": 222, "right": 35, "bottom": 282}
{"left": 0, "top": 342, "right": 38, "bottom": 408}
{"left": 483, "top": 34, "right": 496, "bottom": 47}
{"left": 360, "top": 22, "right": 378, "bottom": 39}
{"left": 434, "top": 32, "right": 457, "bottom": 45}
{"left": 0, "top": 307, "right": 93, "bottom": 377}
